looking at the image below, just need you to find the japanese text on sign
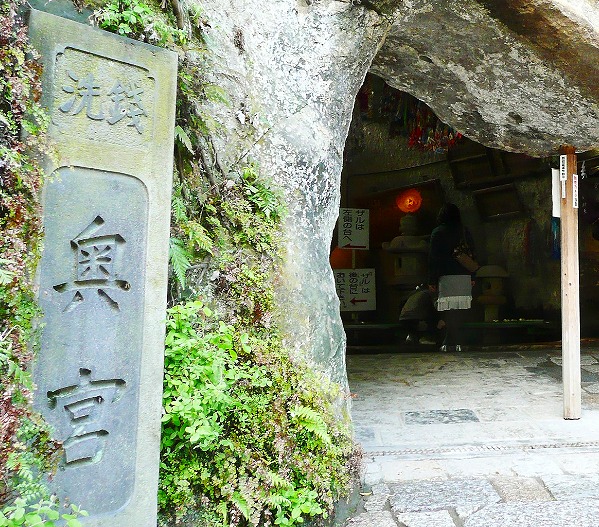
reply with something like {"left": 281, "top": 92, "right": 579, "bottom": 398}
{"left": 573, "top": 173, "right": 579, "bottom": 209}
{"left": 59, "top": 70, "right": 148, "bottom": 134}
{"left": 560, "top": 155, "right": 567, "bottom": 181}
{"left": 337, "top": 208, "right": 369, "bottom": 250}
{"left": 334, "top": 268, "right": 376, "bottom": 311}
{"left": 47, "top": 368, "right": 126, "bottom": 466}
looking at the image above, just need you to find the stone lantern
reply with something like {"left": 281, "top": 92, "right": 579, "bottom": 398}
{"left": 476, "top": 265, "right": 509, "bottom": 322}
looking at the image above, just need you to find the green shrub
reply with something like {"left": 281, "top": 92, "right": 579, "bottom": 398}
{"left": 159, "top": 299, "right": 353, "bottom": 526}
{"left": 93, "top": 0, "right": 187, "bottom": 46}
{"left": 0, "top": 498, "right": 86, "bottom": 527}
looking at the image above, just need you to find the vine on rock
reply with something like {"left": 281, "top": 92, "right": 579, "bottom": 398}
{"left": 160, "top": 159, "right": 357, "bottom": 526}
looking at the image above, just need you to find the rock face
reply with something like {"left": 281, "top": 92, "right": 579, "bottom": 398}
{"left": 189, "top": 0, "right": 387, "bottom": 389}
{"left": 371, "top": 0, "right": 599, "bottom": 156}
{"left": 189, "top": 0, "right": 599, "bottom": 392}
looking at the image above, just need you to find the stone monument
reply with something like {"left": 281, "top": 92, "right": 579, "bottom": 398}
{"left": 28, "top": 9, "right": 177, "bottom": 526}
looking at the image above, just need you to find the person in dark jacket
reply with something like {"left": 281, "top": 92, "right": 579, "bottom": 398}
{"left": 428, "top": 203, "right": 476, "bottom": 351}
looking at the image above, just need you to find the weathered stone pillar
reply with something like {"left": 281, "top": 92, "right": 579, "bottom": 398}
{"left": 29, "top": 10, "right": 177, "bottom": 525}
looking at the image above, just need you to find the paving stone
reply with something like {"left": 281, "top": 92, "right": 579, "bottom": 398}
{"left": 583, "top": 383, "right": 599, "bottom": 394}
{"left": 437, "top": 456, "right": 515, "bottom": 478}
{"left": 455, "top": 505, "right": 484, "bottom": 522}
{"left": 396, "top": 510, "right": 456, "bottom": 527}
{"left": 363, "top": 458, "right": 384, "bottom": 486}
{"left": 553, "top": 451, "right": 599, "bottom": 475}
{"left": 364, "top": 493, "right": 389, "bottom": 512}
{"left": 472, "top": 406, "right": 526, "bottom": 422}
{"left": 344, "top": 510, "right": 398, "bottom": 527}
{"left": 525, "top": 363, "right": 562, "bottom": 382}
{"left": 404, "top": 409, "right": 479, "bottom": 425}
{"left": 348, "top": 350, "right": 599, "bottom": 527}
{"left": 551, "top": 356, "right": 598, "bottom": 366}
{"left": 490, "top": 476, "right": 554, "bottom": 502}
{"left": 521, "top": 403, "right": 564, "bottom": 420}
{"left": 464, "top": 500, "right": 599, "bottom": 527}
{"left": 583, "top": 392, "right": 599, "bottom": 407}
{"left": 354, "top": 426, "right": 376, "bottom": 443}
{"left": 380, "top": 459, "right": 447, "bottom": 481}
{"left": 371, "top": 482, "right": 391, "bottom": 495}
{"left": 542, "top": 474, "right": 599, "bottom": 500}
{"left": 508, "top": 453, "right": 564, "bottom": 477}
{"left": 389, "top": 479, "right": 500, "bottom": 513}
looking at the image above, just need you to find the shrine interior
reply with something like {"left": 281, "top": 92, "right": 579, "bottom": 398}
{"left": 334, "top": 73, "right": 599, "bottom": 352}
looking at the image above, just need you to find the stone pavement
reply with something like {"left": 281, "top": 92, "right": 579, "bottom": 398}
{"left": 340, "top": 346, "right": 599, "bottom": 526}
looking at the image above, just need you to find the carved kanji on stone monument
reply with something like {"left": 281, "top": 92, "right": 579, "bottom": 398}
{"left": 53, "top": 216, "right": 129, "bottom": 312}
{"left": 47, "top": 368, "right": 126, "bottom": 465}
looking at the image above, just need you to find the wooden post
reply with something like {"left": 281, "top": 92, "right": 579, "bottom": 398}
{"left": 560, "top": 145, "right": 581, "bottom": 419}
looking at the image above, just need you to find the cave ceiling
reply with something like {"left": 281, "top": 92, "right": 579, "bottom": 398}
{"left": 368, "top": 0, "right": 599, "bottom": 156}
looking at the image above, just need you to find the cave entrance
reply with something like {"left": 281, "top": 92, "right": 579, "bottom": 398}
{"left": 333, "top": 74, "right": 599, "bottom": 442}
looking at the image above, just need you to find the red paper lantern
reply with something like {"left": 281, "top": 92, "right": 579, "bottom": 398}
{"left": 395, "top": 189, "right": 423, "bottom": 213}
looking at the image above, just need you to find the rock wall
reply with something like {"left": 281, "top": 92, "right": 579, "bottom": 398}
{"left": 189, "top": 0, "right": 599, "bottom": 388}
{"left": 188, "top": 0, "right": 387, "bottom": 387}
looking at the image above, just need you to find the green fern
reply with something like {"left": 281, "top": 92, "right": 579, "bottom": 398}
{"left": 264, "top": 471, "right": 292, "bottom": 490}
{"left": 231, "top": 491, "right": 251, "bottom": 521}
{"left": 241, "top": 166, "right": 281, "bottom": 221}
{"left": 174, "top": 125, "right": 194, "bottom": 155}
{"left": 169, "top": 237, "right": 192, "bottom": 289}
{"left": 185, "top": 221, "right": 214, "bottom": 255}
{"left": 172, "top": 193, "right": 188, "bottom": 224}
{"left": 248, "top": 184, "right": 280, "bottom": 220}
{"left": 266, "top": 493, "right": 291, "bottom": 509}
{"left": 290, "top": 405, "right": 331, "bottom": 445}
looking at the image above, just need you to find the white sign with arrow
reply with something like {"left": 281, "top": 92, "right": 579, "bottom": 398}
{"left": 338, "top": 208, "right": 369, "bottom": 250}
{"left": 334, "top": 268, "right": 376, "bottom": 312}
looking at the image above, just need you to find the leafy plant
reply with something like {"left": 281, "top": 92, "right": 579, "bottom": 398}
{"left": 93, "top": 0, "right": 187, "bottom": 46}
{"left": 241, "top": 166, "right": 281, "bottom": 222}
{"left": 169, "top": 237, "right": 193, "bottom": 289}
{"left": 159, "top": 300, "right": 353, "bottom": 526}
{"left": 0, "top": 498, "right": 87, "bottom": 527}
{"left": 0, "top": 260, "right": 15, "bottom": 286}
